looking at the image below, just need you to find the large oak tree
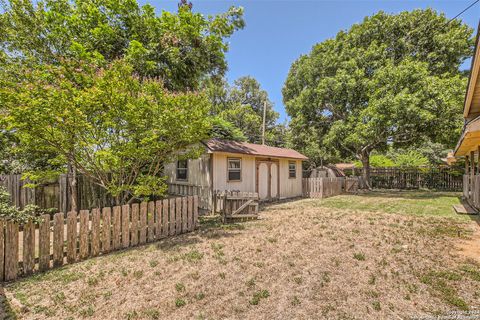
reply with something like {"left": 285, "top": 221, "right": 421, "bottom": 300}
{"left": 283, "top": 9, "right": 473, "bottom": 185}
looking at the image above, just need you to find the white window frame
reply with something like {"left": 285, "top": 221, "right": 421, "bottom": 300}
{"left": 288, "top": 161, "right": 297, "bottom": 179}
{"left": 227, "top": 158, "right": 242, "bottom": 182}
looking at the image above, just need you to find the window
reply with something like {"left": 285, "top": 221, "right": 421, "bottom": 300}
{"left": 228, "top": 158, "right": 241, "bottom": 181}
{"left": 289, "top": 161, "right": 296, "bottom": 178}
{"left": 176, "top": 160, "right": 188, "bottom": 181}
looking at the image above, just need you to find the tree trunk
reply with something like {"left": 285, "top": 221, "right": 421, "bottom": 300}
{"left": 359, "top": 151, "right": 371, "bottom": 189}
{"left": 68, "top": 162, "right": 78, "bottom": 212}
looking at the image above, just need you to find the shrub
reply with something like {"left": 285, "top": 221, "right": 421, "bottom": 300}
{"left": 0, "top": 186, "right": 45, "bottom": 223}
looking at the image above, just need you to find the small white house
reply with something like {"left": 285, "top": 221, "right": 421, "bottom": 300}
{"left": 164, "top": 139, "right": 308, "bottom": 210}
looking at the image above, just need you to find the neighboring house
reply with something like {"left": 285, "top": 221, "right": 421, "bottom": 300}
{"left": 164, "top": 138, "right": 308, "bottom": 210}
{"left": 454, "top": 22, "right": 480, "bottom": 210}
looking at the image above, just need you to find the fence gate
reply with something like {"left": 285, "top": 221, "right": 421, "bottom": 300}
{"left": 213, "top": 191, "right": 259, "bottom": 222}
{"left": 344, "top": 178, "right": 359, "bottom": 193}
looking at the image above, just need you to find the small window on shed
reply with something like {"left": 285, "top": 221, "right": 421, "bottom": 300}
{"left": 289, "top": 161, "right": 296, "bottom": 178}
{"left": 177, "top": 160, "right": 188, "bottom": 181}
{"left": 228, "top": 158, "right": 241, "bottom": 181}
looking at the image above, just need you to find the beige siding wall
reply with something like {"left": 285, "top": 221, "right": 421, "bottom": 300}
{"left": 164, "top": 153, "right": 211, "bottom": 187}
{"left": 165, "top": 152, "right": 304, "bottom": 201}
{"left": 212, "top": 153, "right": 256, "bottom": 192}
{"left": 212, "top": 153, "right": 303, "bottom": 199}
{"left": 279, "top": 159, "right": 303, "bottom": 198}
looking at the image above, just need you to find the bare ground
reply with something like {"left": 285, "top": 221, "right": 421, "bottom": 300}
{"left": 2, "top": 191, "right": 480, "bottom": 320}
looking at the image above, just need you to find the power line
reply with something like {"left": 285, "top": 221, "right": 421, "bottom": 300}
{"left": 446, "top": 0, "right": 479, "bottom": 25}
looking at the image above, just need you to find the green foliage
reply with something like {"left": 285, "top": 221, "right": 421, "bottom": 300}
{"left": 249, "top": 289, "right": 270, "bottom": 305}
{"left": 2, "top": 60, "right": 212, "bottom": 202}
{"left": 389, "top": 150, "right": 429, "bottom": 167}
{"left": 207, "top": 76, "right": 285, "bottom": 146}
{"left": 209, "top": 117, "right": 247, "bottom": 141}
{"left": 0, "top": 186, "right": 45, "bottom": 223}
{"left": 0, "top": 0, "right": 245, "bottom": 199}
{"left": 391, "top": 141, "right": 450, "bottom": 166}
{"left": 0, "top": 0, "right": 244, "bottom": 91}
{"left": 354, "top": 154, "right": 395, "bottom": 168}
{"left": 283, "top": 9, "right": 473, "bottom": 172}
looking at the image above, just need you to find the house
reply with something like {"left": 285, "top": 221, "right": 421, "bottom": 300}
{"left": 164, "top": 138, "right": 308, "bottom": 210}
{"left": 454, "top": 22, "right": 480, "bottom": 211}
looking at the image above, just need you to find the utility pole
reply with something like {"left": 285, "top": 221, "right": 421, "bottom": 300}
{"left": 262, "top": 101, "right": 266, "bottom": 145}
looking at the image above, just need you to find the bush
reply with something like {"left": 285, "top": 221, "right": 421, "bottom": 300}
{"left": 354, "top": 155, "right": 395, "bottom": 168}
{"left": 0, "top": 186, "right": 45, "bottom": 223}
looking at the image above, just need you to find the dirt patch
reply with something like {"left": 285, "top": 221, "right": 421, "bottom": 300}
{"left": 456, "top": 226, "right": 480, "bottom": 264}
{"left": 4, "top": 192, "right": 480, "bottom": 319}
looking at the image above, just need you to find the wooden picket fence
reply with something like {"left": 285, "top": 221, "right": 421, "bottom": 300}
{"left": 167, "top": 182, "right": 212, "bottom": 211}
{"left": 0, "top": 195, "right": 198, "bottom": 282}
{"left": 302, "top": 177, "right": 344, "bottom": 199}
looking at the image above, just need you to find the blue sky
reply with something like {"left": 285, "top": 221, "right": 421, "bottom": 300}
{"left": 142, "top": 0, "right": 480, "bottom": 123}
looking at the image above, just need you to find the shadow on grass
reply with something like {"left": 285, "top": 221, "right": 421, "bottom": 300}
{"left": 154, "top": 215, "right": 247, "bottom": 252}
{"left": 468, "top": 214, "right": 480, "bottom": 227}
{"left": 0, "top": 285, "right": 17, "bottom": 319}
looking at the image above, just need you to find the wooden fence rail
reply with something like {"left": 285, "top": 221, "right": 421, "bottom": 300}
{"left": 167, "top": 183, "right": 211, "bottom": 211}
{"left": 302, "top": 177, "right": 344, "bottom": 199}
{"left": 0, "top": 174, "right": 202, "bottom": 213}
{"left": 350, "top": 167, "right": 463, "bottom": 191}
{"left": 0, "top": 195, "right": 199, "bottom": 282}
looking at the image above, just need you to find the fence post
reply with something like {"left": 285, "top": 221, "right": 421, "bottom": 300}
{"left": 38, "top": 215, "right": 49, "bottom": 271}
{"left": 53, "top": 212, "right": 64, "bottom": 267}
{"left": 0, "top": 219, "right": 4, "bottom": 281}
{"left": 4, "top": 220, "right": 19, "bottom": 281}
{"left": 193, "top": 195, "right": 199, "bottom": 229}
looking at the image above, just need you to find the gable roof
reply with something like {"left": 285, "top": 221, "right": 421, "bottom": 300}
{"left": 204, "top": 139, "right": 308, "bottom": 160}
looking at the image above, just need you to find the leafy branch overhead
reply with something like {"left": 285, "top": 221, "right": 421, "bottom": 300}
{"left": 0, "top": 0, "right": 245, "bottom": 203}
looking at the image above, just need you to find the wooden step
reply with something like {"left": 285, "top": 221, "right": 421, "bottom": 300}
{"left": 453, "top": 203, "right": 478, "bottom": 215}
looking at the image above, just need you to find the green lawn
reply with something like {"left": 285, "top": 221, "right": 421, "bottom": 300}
{"left": 315, "top": 190, "right": 465, "bottom": 218}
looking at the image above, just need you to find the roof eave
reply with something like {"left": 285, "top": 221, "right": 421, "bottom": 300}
{"left": 463, "top": 21, "right": 480, "bottom": 119}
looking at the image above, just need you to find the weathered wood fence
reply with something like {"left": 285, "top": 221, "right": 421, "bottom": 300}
{"left": 0, "top": 174, "right": 122, "bottom": 212}
{"left": 0, "top": 195, "right": 198, "bottom": 282}
{"left": 213, "top": 191, "right": 259, "bottom": 222}
{"left": 167, "top": 183, "right": 212, "bottom": 211}
{"left": 0, "top": 174, "right": 204, "bottom": 213}
{"left": 302, "top": 177, "right": 344, "bottom": 199}
{"left": 351, "top": 167, "right": 463, "bottom": 191}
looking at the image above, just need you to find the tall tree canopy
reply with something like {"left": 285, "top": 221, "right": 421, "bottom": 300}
{"left": 207, "top": 76, "right": 286, "bottom": 146}
{"left": 283, "top": 9, "right": 473, "bottom": 184}
{"left": 0, "top": 0, "right": 244, "bottom": 91}
{"left": 0, "top": 0, "right": 244, "bottom": 205}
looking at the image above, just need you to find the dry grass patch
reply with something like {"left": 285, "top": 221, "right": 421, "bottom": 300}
{"left": 3, "top": 191, "right": 480, "bottom": 319}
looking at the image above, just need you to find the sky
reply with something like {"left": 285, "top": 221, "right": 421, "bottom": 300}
{"left": 140, "top": 0, "right": 480, "bottom": 123}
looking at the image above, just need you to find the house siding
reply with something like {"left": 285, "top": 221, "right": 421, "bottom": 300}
{"left": 164, "top": 153, "right": 211, "bottom": 187}
{"left": 279, "top": 159, "right": 303, "bottom": 199}
{"left": 164, "top": 150, "right": 305, "bottom": 210}
{"left": 211, "top": 153, "right": 256, "bottom": 192}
